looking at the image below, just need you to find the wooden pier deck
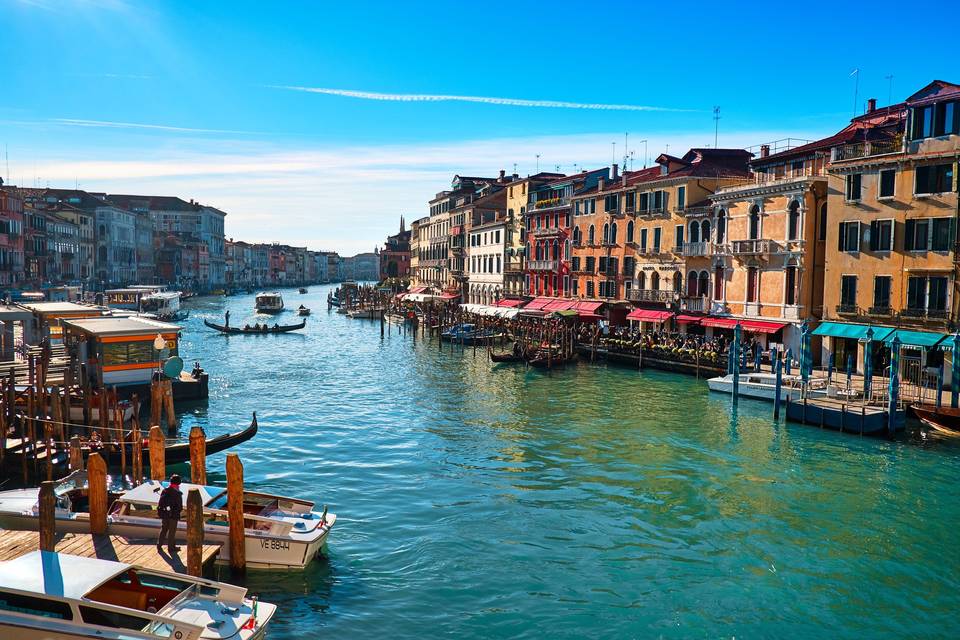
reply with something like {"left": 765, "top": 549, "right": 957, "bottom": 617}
{"left": 0, "top": 530, "right": 221, "bottom": 573}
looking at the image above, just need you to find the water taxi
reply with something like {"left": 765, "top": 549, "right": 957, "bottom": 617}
{"left": 0, "top": 550, "right": 275, "bottom": 639}
{"left": 706, "top": 372, "right": 828, "bottom": 402}
{"left": 139, "top": 291, "right": 187, "bottom": 321}
{"left": 0, "top": 473, "right": 335, "bottom": 570}
{"left": 254, "top": 292, "right": 284, "bottom": 314}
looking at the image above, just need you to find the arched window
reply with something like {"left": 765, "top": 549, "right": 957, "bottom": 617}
{"left": 698, "top": 270, "right": 710, "bottom": 297}
{"left": 552, "top": 239, "right": 559, "bottom": 260}
{"left": 610, "top": 223, "right": 618, "bottom": 244}
{"left": 716, "top": 210, "right": 726, "bottom": 243}
{"left": 602, "top": 223, "right": 609, "bottom": 245}
{"left": 638, "top": 271, "right": 646, "bottom": 290}
{"left": 749, "top": 205, "right": 761, "bottom": 240}
{"left": 588, "top": 225, "right": 595, "bottom": 244}
{"left": 535, "top": 242, "right": 543, "bottom": 260}
{"left": 687, "top": 270, "right": 698, "bottom": 296}
{"left": 673, "top": 272, "right": 682, "bottom": 293}
{"left": 626, "top": 221, "right": 634, "bottom": 243}
{"left": 701, "top": 220, "right": 711, "bottom": 243}
{"left": 689, "top": 222, "right": 700, "bottom": 243}
{"left": 788, "top": 201, "right": 801, "bottom": 240}
{"left": 651, "top": 271, "right": 660, "bottom": 290}
{"left": 573, "top": 226, "right": 581, "bottom": 245}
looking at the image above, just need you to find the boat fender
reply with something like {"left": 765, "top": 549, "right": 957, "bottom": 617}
{"left": 301, "top": 513, "right": 314, "bottom": 519}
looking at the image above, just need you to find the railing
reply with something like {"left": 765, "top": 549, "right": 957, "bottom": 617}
{"left": 753, "top": 165, "right": 827, "bottom": 185}
{"left": 832, "top": 135, "right": 903, "bottom": 161}
{"left": 636, "top": 246, "right": 665, "bottom": 256}
{"left": 902, "top": 307, "right": 949, "bottom": 320}
{"left": 836, "top": 304, "right": 859, "bottom": 315}
{"left": 532, "top": 227, "right": 563, "bottom": 239}
{"left": 532, "top": 197, "right": 569, "bottom": 210}
{"left": 682, "top": 241, "right": 712, "bottom": 257}
{"left": 712, "top": 243, "right": 731, "bottom": 256}
{"left": 868, "top": 305, "right": 893, "bottom": 317}
{"left": 681, "top": 296, "right": 707, "bottom": 312}
{"left": 528, "top": 259, "right": 558, "bottom": 271}
{"left": 732, "top": 239, "right": 777, "bottom": 255}
{"left": 628, "top": 288, "right": 675, "bottom": 303}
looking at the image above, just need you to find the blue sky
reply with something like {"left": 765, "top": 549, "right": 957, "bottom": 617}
{"left": 1, "top": 0, "right": 955, "bottom": 254}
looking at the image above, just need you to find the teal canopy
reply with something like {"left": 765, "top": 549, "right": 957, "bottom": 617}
{"left": 812, "top": 322, "right": 893, "bottom": 341}
{"left": 881, "top": 329, "right": 949, "bottom": 348}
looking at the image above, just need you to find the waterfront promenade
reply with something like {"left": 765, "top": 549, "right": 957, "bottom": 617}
{"left": 174, "top": 286, "right": 960, "bottom": 639}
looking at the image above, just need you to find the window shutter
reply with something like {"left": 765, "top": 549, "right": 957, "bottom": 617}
{"left": 904, "top": 220, "right": 915, "bottom": 251}
{"left": 869, "top": 220, "right": 879, "bottom": 251}
{"left": 889, "top": 220, "right": 896, "bottom": 250}
{"left": 838, "top": 222, "right": 845, "bottom": 251}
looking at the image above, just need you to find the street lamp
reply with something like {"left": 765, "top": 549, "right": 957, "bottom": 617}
{"left": 153, "top": 333, "right": 166, "bottom": 379}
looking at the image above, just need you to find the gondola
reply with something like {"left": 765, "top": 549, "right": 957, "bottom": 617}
{"left": 204, "top": 318, "right": 306, "bottom": 334}
{"left": 527, "top": 350, "right": 576, "bottom": 369}
{"left": 26, "top": 415, "right": 260, "bottom": 470}
{"left": 490, "top": 349, "right": 526, "bottom": 363}
{"left": 911, "top": 404, "right": 960, "bottom": 435}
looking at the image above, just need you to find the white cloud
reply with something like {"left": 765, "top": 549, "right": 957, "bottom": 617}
{"left": 23, "top": 129, "right": 825, "bottom": 254}
{"left": 273, "top": 86, "right": 697, "bottom": 113}
{"left": 52, "top": 118, "right": 255, "bottom": 135}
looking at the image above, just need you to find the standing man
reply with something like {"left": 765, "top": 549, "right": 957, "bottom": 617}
{"left": 225, "top": 309, "right": 231, "bottom": 328}
{"left": 157, "top": 473, "right": 183, "bottom": 553}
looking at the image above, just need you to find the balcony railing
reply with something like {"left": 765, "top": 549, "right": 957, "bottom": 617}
{"left": 636, "top": 246, "right": 665, "bottom": 256}
{"left": 681, "top": 296, "right": 708, "bottom": 312}
{"left": 532, "top": 227, "right": 563, "bottom": 239}
{"left": 836, "top": 304, "right": 859, "bottom": 315}
{"left": 732, "top": 239, "right": 777, "bottom": 255}
{"left": 628, "top": 289, "right": 675, "bottom": 303}
{"left": 868, "top": 306, "right": 893, "bottom": 317}
{"left": 528, "top": 259, "right": 558, "bottom": 271}
{"left": 832, "top": 135, "right": 903, "bottom": 162}
{"left": 902, "top": 307, "right": 949, "bottom": 320}
{"left": 531, "top": 197, "right": 570, "bottom": 210}
{"left": 682, "top": 241, "right": 713, "bottom": 257}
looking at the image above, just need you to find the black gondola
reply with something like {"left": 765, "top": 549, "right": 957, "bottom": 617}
{"left": 490, "top": 352, "right": 525, "bottom": 363}
{"left": 204, "top": 318, "right": 307, "bottom": 334}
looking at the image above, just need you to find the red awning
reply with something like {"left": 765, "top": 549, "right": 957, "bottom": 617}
{"left": 395, "top": 292, "right": 407, "bottom": 299}
{"left": 700, "top": 317, "right": 788, "bottom": 334}
{"left": 675, "top": 314, "right": 703, "bottom": 324}
{"left": 578, "top": 312, "right": 604, "bottom": 321}
{"left": 543, "top": 299, "right": 576, "bottom": 312}
{"left": 495, "top": 299, "right": 524, "bottom": 308}
{"left": 439, "top": 292, "right": 460, "bottom": 300}
{"left": 627, "top": 309, "right": 675, "bottom": 322}
{"left": 524, "top": 297, "right": 553, "bottom": 311}
{"left": 572, "top": 300, "right": 604, "bottom": 313}
{"left": 407, "top": 286, "right": 426, "bottom": 294}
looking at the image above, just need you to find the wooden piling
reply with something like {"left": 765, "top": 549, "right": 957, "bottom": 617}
{"left": 225, "top": 453, "right": 246, "bottom": 572}
{"left": 44, "top": 421, "right": 53, "bottom": 482}
{"left": 132, "top": 423, "right": 143, "bottom": 485}
{"left": 186, "top": 488, "right": 204, "bottom": 577}
{"left": 149, "top": 378, "right": 161, "bottom": 427}
{"left": 116, "top": 407, "right": 126, "bottom": 479}
{"left": 189, "top": 426, "right": 207, "bottom": 485}
{"left": 162, "top": 379, "right": 177, "bottom": 432}
{"left": 87, "top": 453, "right": 108, "bottom": 535}
{"left": 38, "top": 480, "right": 56, "bottom": 552}
{"left": 69, "top": 435, "right": 83, "bottom": 471}
{"left": 149, "top": 425, "right": 165, "bottom": 481}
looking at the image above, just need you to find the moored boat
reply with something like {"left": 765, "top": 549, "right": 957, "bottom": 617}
{"left": 254, "top": 292, "right": 284, "bottom": 313}
{"left": 346, "top": 307, "right": 384, "bottom": 319}
{"left": 441, "top": 323, "right": 509, "bottom": 346}
{"left": 0, "top": 550, "right": 276, "bottom": 638}
{"left": 706, "top": 372, "right": 828, "bottom": 402}
{"left": 297, "top": 305, "right": 311, "bottom": 316}
{"left": 299, "top": 287, "right": 308, "bottom": 294}
{"left": 911, "top": 404, "right": 960, "bottom": 435}
{"left": 0, "top": 470, "right": 335, "bottom": 570}
{"left": 139, "top": 290, "right": 186, "bottom": 321}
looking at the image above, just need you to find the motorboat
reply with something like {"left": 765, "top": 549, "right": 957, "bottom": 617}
{"left": 297, "top": 305, "right": 311, "bottom": 316}
{"left": 254, "top": 292, "right": 284, "bottom": 313}
{"left": 139, "top": 290, "right": 186, "bottom": 321}
{"left": 0, "top": 550, "right": 275, "bottom": 639}
{"left": 0, "top": 472, "right": 336, "bottom": 570}
{"left": 707, "top": 371, "right": 828, "bottom": 402}
{"left": 911, "top": 404, "right": 960, "bottom": 436}
{"left": 298, "top": 287, "right": 308, "bottom": 294}
{"left": 441, "top": 323, "right": 509, "bottom": 346}
{"left": 346, "top": 307, "right": 384, "bottom": 319}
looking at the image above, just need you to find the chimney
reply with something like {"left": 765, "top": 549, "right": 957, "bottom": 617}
{"left": 867, "top": 98, "right": 877, "bottom": 113}
{"left": 760, "top": 144, "right": 770, "bottom": 158}
{"left": 498, "top": 169, "right": 505, "bottom": 182}
{"left": 610, "top": 163, "right": 618, "bottom": 180}
{"left": 598, "top": 177, "right": 605, "bottom": 192}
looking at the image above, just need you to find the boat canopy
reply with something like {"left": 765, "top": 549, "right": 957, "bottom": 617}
{"left": 120, "top": 480, "right": 225, "bottom": 507}
{"left": 0, "top": 551, "right": 127, "bottom": 599}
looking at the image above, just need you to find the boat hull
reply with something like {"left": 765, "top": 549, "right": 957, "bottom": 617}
{"left": 911, "top": 405, "right": 960, "bottom": 435}
{"left": 706, "top": 374, "right": 802, "bottom": 402}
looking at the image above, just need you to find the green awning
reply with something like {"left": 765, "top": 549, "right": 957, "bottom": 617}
{"left": 811, "top": 322, "right": 894, "bottom": 340}
{"left": 551, "top": 309, "right": 578, "bottom": 318}
{"left": 882, "top": 329, "right": 949, "bottom": 348}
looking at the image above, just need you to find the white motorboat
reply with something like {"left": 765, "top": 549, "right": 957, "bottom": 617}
{"left": 0, "top": 473, "right": 336, "bottom": 570}
{"left": 297, "top": 305, "right": 311, "bottom": 316}
{"left": 254, "top": 292, "right": 284, "bottom": 314}
{"left": 0, "top": 550, "right": 276, "bottom": 639}
{"left": 140, "top": 290, "right": 186, "bottom": 321}
{"left": 346, "top": 307, "right": 384, "bottom": 319}
{"left": 706, "top": 372, "right": 813, "bottom": 402}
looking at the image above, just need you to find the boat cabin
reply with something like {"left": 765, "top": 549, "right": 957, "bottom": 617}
{"left": 255, "top": 292, "right": 284, "bottom": 312}
{"left": 62, "top": 316, "right": 180, "bottom": 388}
{"left": 103, "top": 288, "right": 153, "bottom": 311}
{"left": 139, "top": 291, "right": 182, "bottom": 319}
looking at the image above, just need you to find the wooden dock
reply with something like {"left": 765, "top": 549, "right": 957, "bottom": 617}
{"left": 0, "top": 530, "right": 221, "bottom": 574}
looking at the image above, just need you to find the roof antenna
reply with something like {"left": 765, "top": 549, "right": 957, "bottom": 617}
{"left": 535, "top": 154, "right": 540, "bottom": 172}
{"left": 713, "top": 106, "right": 721, "bottom": 148}
{"left": 884, "top": 74, "right": 894, "bottom": 106}
{"left": 611, "top": 141, "right": 616, "bottom": 166}
{"left": 850, "top": 68, "right": 860, "bottom": 117}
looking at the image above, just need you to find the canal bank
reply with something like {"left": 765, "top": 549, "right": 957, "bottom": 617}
{"left": 176, "top": 285, "right": 960, "bottom": 639}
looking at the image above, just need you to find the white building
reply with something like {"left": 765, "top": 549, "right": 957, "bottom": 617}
{"left": 467, "top": 219, "right": 506, "bottom": 304}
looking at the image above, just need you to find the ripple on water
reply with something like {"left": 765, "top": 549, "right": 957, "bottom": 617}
{"left": 180, "top": 288, "right": 960, "bottom": 639}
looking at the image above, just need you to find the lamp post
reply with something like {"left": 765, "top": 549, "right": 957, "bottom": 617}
{"left": 153, "top": 333, "right": 166, "bottom": 379}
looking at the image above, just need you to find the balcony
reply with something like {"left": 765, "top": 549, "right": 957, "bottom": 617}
{"left": 528, "top": 259, "right": 558, "bottom": 271}
{"left": 628, "top": 288, "right": 675, "bottom": 303}
{"left": 732, "top": 239, "right": 778, "bottom": 255}
{"left": 636, "top": 247, "right": 665, "bottom": 256}
{"left": 868, "top": 306, "right": 894, "bottom": 317}
{"left": 902, "top": 307, "right": 949, "bottom": 322}
{"left": 682, "top": 241, "right": 713, "bottom": 257}
{"left": 504, "top": 262, "right": 524, "bottom": 274}
{"left": 836, "top": 304, "right": 859, "bottom": 316}
{"left": 532, "top": 227, "right": 564, "bottom": 239}
{"left": 832, "top": 135, "right": 903, "bottom": 162}
{"left": 681, "top": 296, "right": 708, "bottom": 312}
{"left": 531, "top": 197, "right": 570, "bottom": 211}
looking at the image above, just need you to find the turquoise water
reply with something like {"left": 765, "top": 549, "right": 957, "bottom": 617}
{"left": 174, "top": 285, "right": 960, "bottom": 639}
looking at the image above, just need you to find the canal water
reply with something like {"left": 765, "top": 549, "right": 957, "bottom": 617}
{"left": 176, "top": 285, "right": 959, "bottom": 639}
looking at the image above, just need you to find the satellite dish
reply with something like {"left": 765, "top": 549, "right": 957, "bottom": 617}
{"left": 163, "top": 356, "right": 184, "bottom": 379}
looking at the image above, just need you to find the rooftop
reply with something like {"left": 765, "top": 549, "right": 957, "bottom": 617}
{"left": 62, "top": 316, "right": 181, "bottom": 337}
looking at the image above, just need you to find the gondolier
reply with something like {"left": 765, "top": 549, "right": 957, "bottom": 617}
{"left": 157, "top": 474, "right": 183, "bottom": 553}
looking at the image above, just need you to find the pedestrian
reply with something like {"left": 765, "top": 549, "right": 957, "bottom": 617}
{"left": 157, "top": 473, "right": 183, "bottom": 554}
